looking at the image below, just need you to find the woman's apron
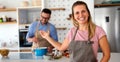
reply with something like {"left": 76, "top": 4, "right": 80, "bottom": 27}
{"left": 68, "top": 27, "right": 97, "bottom": 62}
{"left": 32, "top": 22, "right": 52, "bottom": 50}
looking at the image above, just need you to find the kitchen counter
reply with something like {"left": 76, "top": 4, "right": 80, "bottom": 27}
{"left": 0, "top": 52, "right": 120, "bottom": 62}
{"left": 0, "top": 52, "right": 70, "bottom": 62}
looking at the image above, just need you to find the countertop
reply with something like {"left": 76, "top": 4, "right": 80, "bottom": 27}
{"left": 0, "top": 52, "right": 70, "bottom": 62}
{"left": 0, "top": 52, "right": 120, "bottom": 62}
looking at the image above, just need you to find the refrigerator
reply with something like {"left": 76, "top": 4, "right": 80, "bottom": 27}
{"left": 95, "top": 7, "right": 120, "bottom": 52}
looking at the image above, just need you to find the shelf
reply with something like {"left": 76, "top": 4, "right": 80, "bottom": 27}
{"left": 56, "top": 27, "right": 67, "bottom": 30}
{"left": 17, "top": 6, "right": 42, "bottom": 10}
{"left": 95, "top": 4, "right": 120, "bottom": 8}
{"left": 0, "top": 7, "right": 65, "bottom": 12}
{"left": 49, "top": 8, "right": 65, "bottom": 10}
{"left": 0, "top": 22, "right": 17, "bottom": 24}
{"left": 0, "top": 8, "right": 16, "bottom": 12}
{"left": 18, "top": 7, "right": 65, "bottom": 10}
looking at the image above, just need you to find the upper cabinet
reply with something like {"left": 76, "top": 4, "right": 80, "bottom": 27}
{"left": 17, "top": 6, "right": 42, "bottom": 25}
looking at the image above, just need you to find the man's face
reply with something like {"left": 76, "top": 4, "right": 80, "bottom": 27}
{"left": 40, "top": 12, "right": 51, "bottom": 24}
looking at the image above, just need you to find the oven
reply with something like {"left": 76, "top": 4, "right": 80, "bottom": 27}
{"left": 19, "top": 26, "right": 32, "bottom": 47}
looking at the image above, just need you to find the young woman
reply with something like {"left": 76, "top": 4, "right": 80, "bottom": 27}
{"left": 39, "top": 1, "right": 110, "bottom": 62}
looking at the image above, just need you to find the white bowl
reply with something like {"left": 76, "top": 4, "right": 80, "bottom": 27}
{"left": 43, "top": 55, "right": 52, "bottom": 60}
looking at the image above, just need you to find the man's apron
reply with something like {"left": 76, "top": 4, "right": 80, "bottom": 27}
{"left": 32, "top": 22, "right": 52, "bottom": 50}
{"left": 68, "top": 27, "right": 97, "bottom": 62}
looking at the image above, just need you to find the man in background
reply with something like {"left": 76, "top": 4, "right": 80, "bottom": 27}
{"left": 26, "top": 8, "right": 58, "bottom": 53}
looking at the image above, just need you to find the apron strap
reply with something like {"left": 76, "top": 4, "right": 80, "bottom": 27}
{"left": 71, "top": 27, "right": 78, "bottom": 41}
{"left": 35, "top": 21, "right": 40, "bottom": 32}
{"left": 88, "top": 25, "right": 90, "bottom": 41}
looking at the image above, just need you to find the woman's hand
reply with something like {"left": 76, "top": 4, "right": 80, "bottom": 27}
{"left": 39, "top": 30, "right": 50, "bottom": 39}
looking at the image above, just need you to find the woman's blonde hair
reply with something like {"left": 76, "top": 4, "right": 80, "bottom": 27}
{"left": 71, "top": 1, "right": 96, "bottom": 39}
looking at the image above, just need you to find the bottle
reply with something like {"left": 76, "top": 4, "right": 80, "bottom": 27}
{"left": 2, "top": 15, "right": 6, "bottom": 22}
{"left": 0, "top": 17, "right": 3, "bottom": 23}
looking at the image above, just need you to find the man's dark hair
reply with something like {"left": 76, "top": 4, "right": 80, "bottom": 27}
{"left": 41, "top": 8, "right": 51, "bottom": 15}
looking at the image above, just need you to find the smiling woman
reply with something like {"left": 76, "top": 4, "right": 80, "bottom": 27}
{"left": 39, "top": 1, "right": 110, "bottom": 62}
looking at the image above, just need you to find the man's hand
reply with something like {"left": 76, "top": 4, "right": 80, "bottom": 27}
{"left": 32, "top": 37, "right": 38, "bottom": 43}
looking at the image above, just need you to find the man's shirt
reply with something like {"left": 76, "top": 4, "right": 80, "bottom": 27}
{"left": 26, "top": 21, "right": 58, "bottom": 41}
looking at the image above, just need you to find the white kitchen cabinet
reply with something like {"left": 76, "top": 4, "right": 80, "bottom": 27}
{"left": 17, "top": 6, "right": 42, "bottom": 25}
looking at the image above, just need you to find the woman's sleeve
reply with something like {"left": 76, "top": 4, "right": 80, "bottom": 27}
{"left": 66, "top": 28, "right": 74, "bottom": 42}
{"left": 97, "top": 26, "right": 106, "bottom": 40}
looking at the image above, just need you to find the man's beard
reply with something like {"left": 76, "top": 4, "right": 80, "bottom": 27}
{"left": 40, "top": 21, "right": 48, "bottom": 24}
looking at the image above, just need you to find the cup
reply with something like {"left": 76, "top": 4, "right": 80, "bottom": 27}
{"left": 34, "top": 47, "right": 47, "bottom": 56}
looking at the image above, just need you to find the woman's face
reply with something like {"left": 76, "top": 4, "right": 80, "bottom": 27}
{"left": 73, "top": 5, "right": 89, "bottom": 24}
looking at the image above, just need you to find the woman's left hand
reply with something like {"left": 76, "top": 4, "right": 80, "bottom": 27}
{"left": 39, "top": 30, "right": 50, "bottom": 39}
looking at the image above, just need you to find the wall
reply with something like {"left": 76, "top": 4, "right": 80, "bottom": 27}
{"left": 0, "top": 0, "right": 94, "bottom": 48}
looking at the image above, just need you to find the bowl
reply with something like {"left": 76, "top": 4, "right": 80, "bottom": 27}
{"left": 0, "top": 49, "right": 9, "bottom": 57}
{"left": 43, "top": 55, "right": 52, "bottom": 60}
{"left": 34, "top": 47, "right": 47, "bottom": 56}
